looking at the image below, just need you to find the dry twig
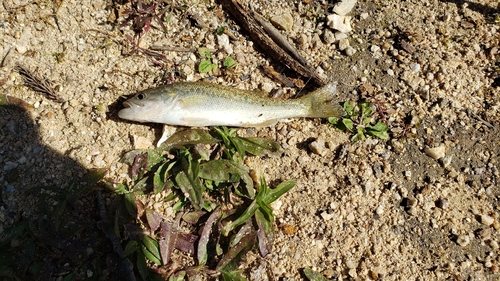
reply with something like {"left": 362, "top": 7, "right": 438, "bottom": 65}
{"left": 15, "top": 65, "right": 64, "bottom": 103}
{"left": 219, "top": 0, "right": 325, "bottom": 87}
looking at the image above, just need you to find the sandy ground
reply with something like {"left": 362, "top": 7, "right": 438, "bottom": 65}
{"left": 1, "top": 0, "right": 499, "bottom": 280}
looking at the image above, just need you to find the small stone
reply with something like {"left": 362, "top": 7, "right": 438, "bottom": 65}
{"left": 335, "top": 31, "right": 348, "bottom": 41}
{"left": 321, "top": 211, "right": 334, "bottom": 221}
{"left": 133, "top": 135, "right": 153, "bottom": 149}
{"left": 309, "top": 138, "right": 327, "bottom": 156}
{"left": 376, "top": 204, "right": 384, "bottom": 215}
{"left": 387, "top": 69, "right": 395, "bottom": 76}
{"left": 456, "top": 235, "right": 470, "bottom": 247}
{"left": 338, "top": 38, "right": 350, "bottom": 51}
{"left": 435, "top": 198, "right": 450, "bottom": 209}
{"left": 480, "top": 214, "right": 495, "bottom": 226}
{"left": 270, "top": 13, "right": 294, "bottom": 31}
{"left": 424, "top": 144, "right": 446, "bottom": 160}
{"left": 370, "top": 45, "right": 381, "bottom": 53}
{"left": 345, "top": 46, "right": 356, "bottom": 56}
{"left": 346, "top": 259, "right": 356, "bottom": 268}
{"left": 326, "top": 14, "right": 352, "bottom": 33}
{"left": 323, "top": 269, "right": 335, "bottom": 278}
{"left": 333, "top": 0, "right": 357, "bottom": 16}
{"left": 348, "top": 268, "right": 357, "bottom": 278}
{"left": 217, "top": 34, "right": 233, "bottom": 54}
{"left": 477, "top": 228, "right": 493, "bottom": 241}
{"left": 410, "top": 62, "right": 421, "bottom": 72}
{"left": 323, "top": 29, "right": 336, "bottom": 44}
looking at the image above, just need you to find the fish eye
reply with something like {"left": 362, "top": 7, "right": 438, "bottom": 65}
{"left": 137, "top": 93, "right": 146, "bottom": 100}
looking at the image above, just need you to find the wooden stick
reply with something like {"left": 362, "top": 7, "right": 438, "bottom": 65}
{"left": 219, "top": 0, "right": 325, "bottom": 87}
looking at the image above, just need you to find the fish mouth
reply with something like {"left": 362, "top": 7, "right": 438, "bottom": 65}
{"left": 122, "top": 101, "right": 132, "bottom": 108}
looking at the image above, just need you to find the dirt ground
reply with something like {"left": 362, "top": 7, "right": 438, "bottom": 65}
{"left": 1, "top": 0, "right": 499, "bottom": 280}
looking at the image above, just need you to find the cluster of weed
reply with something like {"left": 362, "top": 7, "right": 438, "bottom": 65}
{"left": 108, "top": 127, "right": 294, "bottom": 280}
{"left": 328, "top": 100, "right": 389, "bottom": 142}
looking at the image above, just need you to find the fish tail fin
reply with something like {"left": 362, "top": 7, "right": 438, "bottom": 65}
{"left": 299, "top": 82, "right": 345, "bottom": 118}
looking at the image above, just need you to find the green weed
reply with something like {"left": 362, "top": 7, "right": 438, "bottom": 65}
{"left": 109, "top": 127, "right": 294, "bottom": 280}
{"left": 329, "top": 100, "right": 389, "bottom": 142}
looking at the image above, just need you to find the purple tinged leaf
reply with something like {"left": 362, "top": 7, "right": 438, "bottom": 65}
{"left": 124, "top": 224, "right": 147, "bottom": 240}
{"left": 182, "top": 211, "right": 207, "bottom": 225}
{"left": 216, "top": 231, "right": 257, "bottom": 271}
{"left": 158, "top": 221, "right": 177, "bottom": 264}
{"left": 146, "top": 209, "right": 162, "bottom": 232}
{"left": 230, "top": 221, "right": 253, "bottom": 248}
{"left": 197, "top": 208, "right": 222, "bottom": 265}
{"left": 176, "top": 233, "right": 198, "bottom": 255}
{"left": 255, "top": 209, "right": 272, "bottom": 257}
{"left": 131, "top": 153, "right": 148, "bottom": 179}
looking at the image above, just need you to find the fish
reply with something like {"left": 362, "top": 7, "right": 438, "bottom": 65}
{"left": 118, "top": 81, "right": 344, "bottom": 127}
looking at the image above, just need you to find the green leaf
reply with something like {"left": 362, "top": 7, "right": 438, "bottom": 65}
{"left": 368, "top": 129, "right": 389, "bottom": 140}
{"left": 222, "top": 178, "right": 295, "bottom": 235}
{"left": 261, "top": 178, "right": 295, "bottom": 205}
{"left": 216, "top": 26, "right": 226, "bottom": 35}
{"left": 232, "top": 137, "right": 282, "bottom": 157}
{"left": 360, "top": 101, "right": 373, "bottom": 118}
{"left": 168, "top": 270, "right": 186, "bottom": 281}
{"left": 342, "top": 118, "right": 354, "bottom": 131}
{"left": 221, "top": 270, "right": 248, "bottom": 281}
{"left": 158, "top": 129, "right": 220, "bottom": 151}
{"left": 351, "top": 127, "right": 366, "bottom": 142}
{"left": 223, "top": 57, "right": 236, "bottom": 68}
{"left": 142, "top": 236, "right": 162, "bottom": 265}
{"left": 198, "top": 60, "right": 214, "bottom": 73}
{"left": 175, "top": 171, "right": 202, "bottom": 209}
{"left": 136, "top": 251, "right": 149, "bottom": 280}
{"left": 124, "top": 240, "right": 140, "bottom": 257}
{"left": 367, "top": 121, "right": 388, "bottom": 132}
{"left": 153, "top": 161, "right": 176, "bottom": 193}
{"left": 199, "top": 159, "right": 254, "bottom": 198}
{"left": 124, "top": 192, "right": 137, "bottom": 217}
{"left": 198, "top": 47, "right": 212, "bottom": 59}
{"left": 327, "top": 117, "right": 340, "bottom": 125}
{"left": 343, "top": 101, "right": 356, "bottom": 116}
{"left": 303, "top": 268, "right": 329, "bottom": 281}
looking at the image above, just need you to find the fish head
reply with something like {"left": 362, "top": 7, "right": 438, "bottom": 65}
{"left": 118, "top": 88, "right": 176, "bottom": 123}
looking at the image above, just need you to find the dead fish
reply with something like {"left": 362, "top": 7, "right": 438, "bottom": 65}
{"left": 118, "top": 81, "right": 344, "bottom": 127}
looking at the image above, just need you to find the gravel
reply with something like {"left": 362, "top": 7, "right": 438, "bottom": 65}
{"left": 1, "top": 0, "right": 499, "bottom": 280}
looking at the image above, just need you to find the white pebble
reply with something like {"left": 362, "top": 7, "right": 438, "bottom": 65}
{"left": 338, "top": 38, "right": 350, "bottom": 51}
{"left": 410, "top": 63, "right": 421, "bottom": 73}
{"left": 217, "top": 34, "right": 233, "bottom": 55}
{"left": 345, "top": 46, "right": 356, "bottom": 56}
{"left": 326, "top": 14, "right": 352, "bottom": 33}
{"left": 370, "top": 45, "right": 381, "bottom": 53}
{"left": 481, "top": 214, "right": 495, "bottom": 226}
{"left": 424, "top": 144, "right": 446, "bottom": 160}
{"left": 387, "top": 69, "right": 395, "bottom": 76}
{"left": 333, "top": 0, "right": 357, "bottom": 16}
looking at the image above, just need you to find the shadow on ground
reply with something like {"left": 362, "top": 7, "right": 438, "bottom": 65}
{"left": 0, "top": 105, "right": 129, "bottom": 280}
